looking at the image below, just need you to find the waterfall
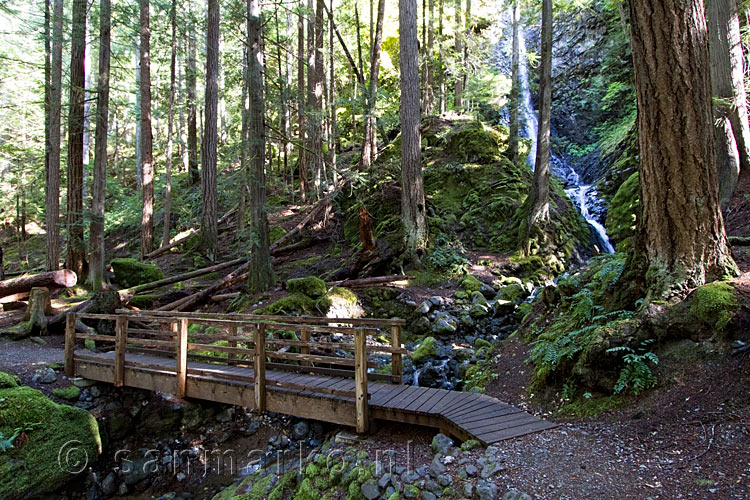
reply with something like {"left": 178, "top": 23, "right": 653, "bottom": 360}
{"left": 497, "top": 13, "right": 615, "bottom": 254}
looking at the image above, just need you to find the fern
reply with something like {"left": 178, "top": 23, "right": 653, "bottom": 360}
{"left": 608, "top": 340, "right": 658, "bottom": 395}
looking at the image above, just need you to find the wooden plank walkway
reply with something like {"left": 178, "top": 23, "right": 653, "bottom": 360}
{"left": 72, "top": 350, "right": 556, "bottom": 445}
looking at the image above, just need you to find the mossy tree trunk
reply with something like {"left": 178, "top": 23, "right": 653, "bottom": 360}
{"left": 629, "top": 0, "right": 737, "bottom": 296}
{"left": 508, "top": 0, "right": 520, "bottom": 164}
{"left": 139, "top": 0, "right": 154, "bottom": 258}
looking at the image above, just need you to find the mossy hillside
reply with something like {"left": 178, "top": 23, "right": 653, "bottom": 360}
{"left": 690, "top": 281, "right": 738, "bottom": 333}
{"left": 605, "top": 171, "right": 639, "bottom": 252}
{"left": 0, "top": 385, "right": 101, "bottom": 499}
{"left": 110, "top": 258, "right": 165, "bottom": 288}
{"left": 444, "top": 121, "right": 506, "bottom": 163}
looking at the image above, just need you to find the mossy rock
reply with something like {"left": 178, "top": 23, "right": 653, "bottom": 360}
{"left": 0, "top": 385, "right": 101, "bottom": 499}
{"left": 445, "top": 124, "right": 502, "bottom": 163}
{"left": 412, "top": 336, "right": 438, "bottom": 362}
{"left": 605, "top": 172, "right": 639, "bottom": 252}
{"left": 264, "top": 293, "right": 318, "bottom": 315}
{"left": 52, "top": 385, "right": 81, "bottom": 401}
{"left": 690, "top": 281, "right": 738, "bottom": 333}
{"left": 110, "top": 258, "right": 165, "bottom": 288}
{"left": 460, "top": 275, "right": 482, "bottom": 293}
{"left": 0, "top": 371, "right": 20, "bottom": 388}
{"left": 287, "top": 276, "right": 328, "bottom": 298}
{"left": 269, "top": 225, "right": 287, "bottom": 244}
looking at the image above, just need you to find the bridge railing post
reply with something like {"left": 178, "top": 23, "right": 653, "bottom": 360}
{"left": 176, "top": 318, "right": 188, "bottom": 398}
{"left": 64, "top": 313, "right": 76, "bottom": 377}
{"left": 391, "top": 323, "right": 402, "bottom": 384}
{"left": 300, "top": 327, "right": 311, "bottom": 367}
{"left": 354, "top": 327, "right": 369, "bottom": 433}
{"left": 113, "top": 317, "right": 128, "bottom": 387}
{"left": 254, "top": 323, "right": 267, "bottom": 411}
{"left": 228, "top": 325, "right": 238, "bottom": 364}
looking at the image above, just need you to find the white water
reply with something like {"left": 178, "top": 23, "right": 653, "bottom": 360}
{"left": 498, "top": 13, "right": 615, "bottom": 254}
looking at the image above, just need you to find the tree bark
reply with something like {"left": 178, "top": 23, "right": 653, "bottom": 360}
{"left": 199, "top": 0, "right": 220, "bottom": 260}
{"left": 66, "top": 0, "right": 87, "bottom": 279}
{"left": 527, "top": 0, "right": 552, "bottom": 226}
{"left": 707, "top": 0, "right": 750, "bottom": 209}
{"left": 247, "top": 0, "right": 275, "bottom": 292}
{"left": 0, "top": 270, "right": 77, "bottom": 298}
{"left": 46, "top": 0, "right": 63, "bottom": 272}
{"left": 187, "top": 0, "right": 200, "bottom": 186}
{"left": 438, "top": 0, "right": 445, "bottom": 114}
{"left": 307, "top": 0, "right": 325, "bottom": 199}
{"left": 360, "top": 0, "right": 386, "bottom": 170}
{"left": 163, "top": 0, "right": 178, "bottom": 247}
{"left": 629, "top": 0, "right": 737, "bottom": 294}
{"left": 508, "top": 0, "right": 520, "bottom": 164}
{"left": 140, "top": 0, "right": 154, "bottom": 258}
{"left": 89, "top": 0, "right": 111, "bottom": 291}
{"left": 298, "top": 0, "right": 308, "bottom": 202}
{"left": 400, "top": 0, "right": 428, "bottom": 258}
{"left": 453, "top": 0, "right": 463, "bottom": 109}
{"left": 422, "top": 0, "right": 435, "bottom": 114}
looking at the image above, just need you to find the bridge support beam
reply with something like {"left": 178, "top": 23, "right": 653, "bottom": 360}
{"left": 354, "top": 328, "right": 369, "bottom": 433}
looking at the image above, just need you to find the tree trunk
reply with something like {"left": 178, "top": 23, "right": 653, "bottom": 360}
{"left": 298, "top": 0, "right": 308, "bottom": 202}
{"left": 247, "top": 0, "right": 275, "bottom": 292}
{"left": 423, "top": 0, "right": 435, "bottom": 114}
{"left": 527, "top": 0, "right": 552, "bottom": 226}
{"left": 453, "top": 0, "right": 463, "bottom": 109}
{"left": 329, "top": 0, "right": 337, "bottom": 185}
{"left": 360, "top": 0, "right": 386, "bottom": 170}
{"left": 140, "top": 0, "right": 154, "bottom": 258}
{"left": 89, "top": 0, "right": 111, "bottom": 292}
{"left": 707, "top": 0, "right": 750, "bottom": 209}
{"left": 135, "top": 39, "right": 142, "bottom": 190}
{"left": 162, "top": 0, "right": 177, "bottom": 248}
{"left": 187, "top": 0, "right": 200, "bottom": 186}
{"left": 508, "top": 0, "right": 520, "bottom": 164}
{"left": 46, "top": 0, "right": 63, "bottom": 272}
{"left": 199, "top": 0, "right": 220, "bottom": 260}
{"left": 0, "top": 270, "right": 77, "bottom": 298}
{"left": 400, "top": 0, "right": 428, "bottom": 257}
{"left": 438, "top": 0, "right": 445, "bottom": 114}
{"left": 629, "top": 0, "right": 737, "bottom": 294}
{"left": 44, "top": 0, "right": 50, "bottom": 252}
{"left": 66, "top": 0, "right": 87, "bottom": 279}
{"left": 307, "top": 0, "right": 325, "bottom": 199}
{"left": 238, "top": 47, "right": 250, "bottom": 236}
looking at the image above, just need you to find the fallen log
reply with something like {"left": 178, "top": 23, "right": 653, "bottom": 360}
{"left": 0, "top": 270, "right": 77, "bottom": 299}
{"left": 144, "top": 207, "right": 238, "bottom": 260}
{"left": 326, "top": 275, "right": 413, "bottom": 288}
{"left": 729, "top": 236, "right": 750, "bottom": 247}
{"left": 270, "top": 195, "right": 332, "bottom": 251}
{"left": 210, "top": 292, "right": 241, "bottom": 302}
{"left": 0, "top": 292, "right": 29, "bottom": 304}
{"left": 119, "top": 258, "right": 245, "bottom": 300}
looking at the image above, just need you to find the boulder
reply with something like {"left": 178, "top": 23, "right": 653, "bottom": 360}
{"left": 110, "top": 258, "right": 164, "bottom": 288}
{"left": 286, "top": 276, "right": 327, "bottom": 298}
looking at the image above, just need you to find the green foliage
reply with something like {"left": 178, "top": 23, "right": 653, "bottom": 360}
{"left": 608, "top": 340, "right": 659, "bottom": 395}
{"left": 287, "top": 276, "right": 328, "bottom": 298}
{"left": 427, "top": 235, "right": 471, "bottom": 275}
{"left": 690, "top": 281, "right": 738, "bottom": 333}
{"left": 110, "top": 258, "right": 165, "bottom": 288}
{"left": 605, "top": 172, "right": 639, "bottom": 251}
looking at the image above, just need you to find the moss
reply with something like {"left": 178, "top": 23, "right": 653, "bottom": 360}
{"left": 556, "top": 395, "right": 625, "bottom": 418}
{"left": 460, "top": 439, "right": 481, "bottom": 451}
{"left": 52, "top": 385, "right": 81, "bottom": 400}
{"left": 264, "top": 293, "right": 318, "bottom": 315}
{"left": 474, "top": 338, "right": 491, "bottom": 350}
{"left": 0, "top": 385, "right": 101, "bottom": 498}
{"left": 445, "top": 123, "right": 503, "bottom": 163}
{"left": 0, "top": 371, "right": 20, "bottom": 388}
{"left": 269, "top": 225, "right": 287, "bottom": 244}
{"left": 328, "top": 287, "right": 358, "bottom": 306}
{"left": 305, "top": 463, "right": 321, "bottom": 478}
{"left": 268, "top": 470, "right": 298, "bottom": 500}
{"left": 128, "top": 294, "right": 159, "bottom": 309}
{"left": 110, "top": 258, "right": 164, "bottom": 288}
{"left": 287, "top": 276, "right": 328, "bottom": 298}
{"left": 463, "top": 363, "right": 495, "bottom": 392}
{"left": 690, "top": 281, "right": 738, "bottom": 332}
{"left": 605, "top": 172, "right": 639, "bottom": 252}
{"left": 84, "top": 339, "right": 96, "bottom": 350}
{"left": 412, "top": 336, "right": 438, "bottom": 362}
{"left": 460, "top": 275, "right": 482, "bottom": 293}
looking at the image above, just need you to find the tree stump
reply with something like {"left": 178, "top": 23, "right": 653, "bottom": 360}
{"left": 24, "top": 287, "right": 52, "bottom": 336}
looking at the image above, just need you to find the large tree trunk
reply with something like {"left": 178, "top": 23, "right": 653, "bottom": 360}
{"left": 307, "top": 0, "right": 325, "bottom": 199}
{"left": 707, "top": 0, "right": 750, "bottom": 209}
{"left": 89, "top": 0, "right": 111, "bottom": 292}
{"left": 247, "top": 0, "right": 275, "bottom": 292}
{"left": 438, "top": 0, "right": 445, "bottom": 114}
{"left": 629, "top": 0, "right": 736, "bottom": 294}
{"left": 453, "top": 0, "right": 463, "bottom": 109}
{"left": 422, "top": 0, "right": 435, "bottom": 114}
{"left": 140, "top": 0, "right": 154, "bottom": 258}
{"left": 360, "top": 0, "right": 386, "bottom": 170}
{"left": 66, "top": 0, "right": 87, "bottom": 279}
{"left": 162, "top": 0, "right": 178, "bottom": 247}
{"left": 508, "top": 0, "right": 520, "bottom": 164}
{"left": 199, "top": 0, "right": 220, "bottom": 260}
{"left": 187, "top": 0, "right": 200, "bottom": 186}
{"left": 297, "top": 0, "right": 308, "bottom": 202}
{"left": 46, "top": 0, "right": 63, "bottom": 272}
{"left": 400, "top": 0, "right": 428, "bottom": 258}
{"left": 527, "top": 0, "right": 552, "bottom": 226}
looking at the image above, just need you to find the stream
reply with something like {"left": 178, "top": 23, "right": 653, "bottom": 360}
{"left": 495, "top": 12, "right": 616, "bottom": 254}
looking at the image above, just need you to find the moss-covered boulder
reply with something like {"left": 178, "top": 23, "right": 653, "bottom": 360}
{"left": 445, "top": 123, "right": 503, "bottom": 163}
{"left": 0, "top": 385, "right": 101, "bottom": 499}
{"left": 460, "top": 275, "right": 482, "bottom": 293}
{"left": 0, "top": 371, "right": 20, "bottom": 388}
{"left": 605, "top": 172, "right": 639, "bottom": 252}
{"left": 110, "top": 258, "right": 164, "bottom": 288}
{"left": 52, "top": 385, "right": 81, "bottom": 401}
{"left": 690, "top": 281, "right": 738, "bottom": 333}
{"left": 325, "top": 287, "right": 364, "bottom": 318}
{"left": 287, "top": 276, "right": 328, "bottom": 298}
{"left": 263, "top": 293, "right": 318, "bottom": 315}
{"left": 412, "top": 336, "right": 438, "bottom": 362}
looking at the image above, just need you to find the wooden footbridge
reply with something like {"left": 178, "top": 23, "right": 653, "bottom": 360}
{"left": 64, "top": 310, "right": 555, "bottom": 445}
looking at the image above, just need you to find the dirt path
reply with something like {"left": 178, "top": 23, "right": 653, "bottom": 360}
{"left": 0, "top": 336, "right": 65, "bottom": 376}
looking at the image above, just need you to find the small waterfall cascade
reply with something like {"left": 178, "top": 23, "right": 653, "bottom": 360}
{"left": 494, "top": 11, "right": 616, "bottom": 254}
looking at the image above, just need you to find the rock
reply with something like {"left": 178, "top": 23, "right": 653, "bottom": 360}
{"left": 89, "top": 386, "right": 102, "bottom": 397}
{"left": 417, "top": 301, "right": 432, "bottom": 314}
{"left": 32, "top": 367, "right": 57, "bottom": 384}
{"left": 286, "top": 276, "right": 327, "bottom": 298}
{"left": 434, "top": 317, "right": 457, "bottom": 334}
{"left": 403, "top": 484, "right": 420, "bottom": 498}
{"left": 492, "top": 300, "right": 515, "bottom": 316}
{"left": 176, "top": 472, "right": 186, "bottom": 482}
{"left": 215, "top": 407, "right": 235, "bottom": 423}
{"left": 424, "top": 479, "right": 442, "bottom": 494}
{"left": 423, "top": 492, "right": 437, "bottom": 500}
{"left": 71, "top": 377, "right": 96, "bottom": 388}
{"left": 292, "top": 421, "right": 309, "bottom": 440}
{"left": 465, "top": 464, "right": 478, "bottom": 476}
{"left": 460, "top": 275, "right": 483, "bottom": 292}
{"left": 431, "top": 433, "right": 454, "bottom": 456}
{"left": 180, "top": 402, "right": 216, "bottom": 430}
{"left": 412, "top": 336, "right": 439, "bottom": 362}
{"left": 0, "top": 384, "right": 101, "bottom": 499}
{"left": 429, "top": 456, "right": 447, "bottom": 477}
{"left": 429, "top": 296, "right": 445, "bottom": 307}
{"left": 437, "top": 473, "right": 453, "bottom": 487}
{"left": 121, "top": 449, "right": 158, "bottom": 486}
{"left": 464, "top": 482, "right": 475, "bottom": 497}
{"left": 335, "top": 430, "right": 365, "bottom": 444}
{"left": 140, "top": 402, "right": 182, "bottom": 433}
{"left": 360, "top": 479, "right": 380, "bottom": 500}
{"left": 378, "top": 473, "right": 393, "bottom": 489}
{"left": 117, "top": 483, "right": 128, "bottom": 496}
{"left": 501, "top": 491, "right": 532, "bottom": 500}
{"left": 110, "top": 258, "right": 164, "bottom": 288}
{"left": 401, "top": 470, "right": 420, "bottom": 484}
{"left": 100, "top": 473, "right": 117, "bottom": 496}
{"left": 481, "top": 462, "right": 503, "bottom": 479}
{"left": 476, "top": 480, "right": 499, "bottom": 500}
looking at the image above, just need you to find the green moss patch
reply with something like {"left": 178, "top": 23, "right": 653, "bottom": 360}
{"left": 445, "top": 122, "right": 503, "bottom": 163}
{"left": 52, "top": 385, "right": 81, "bottom": 401}
{"left": 110, "top": 258, "right": 165, "bottom": 288}
{"left": 0, "top": 385, "right": 101, "bottom": 498}
{"left": 605, "top": 172, "right": 639, "bottom": 252}
{"left": 287, "top": 276, "right": 328, "bottom": 298}
{"left": 690, "top": 281, "right": 738, "bottom": 333}
{"left": 0, "top": 371, "right": 20, "bottom": 388}
{"left": 412, "top": 336, "right": 438, "bottom": 362}
{"left": 264, "top": 293, "right": 318, "bottom": 315}
{"left": 460, "top": 275, "right": 482, "bottom": 293}
{"left": 269, "top": 225, "right": 287, "bottom": 244}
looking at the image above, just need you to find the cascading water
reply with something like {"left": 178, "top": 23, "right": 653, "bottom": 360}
{"left": 495, "top": 11, "right": 616, "bottom": 254}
